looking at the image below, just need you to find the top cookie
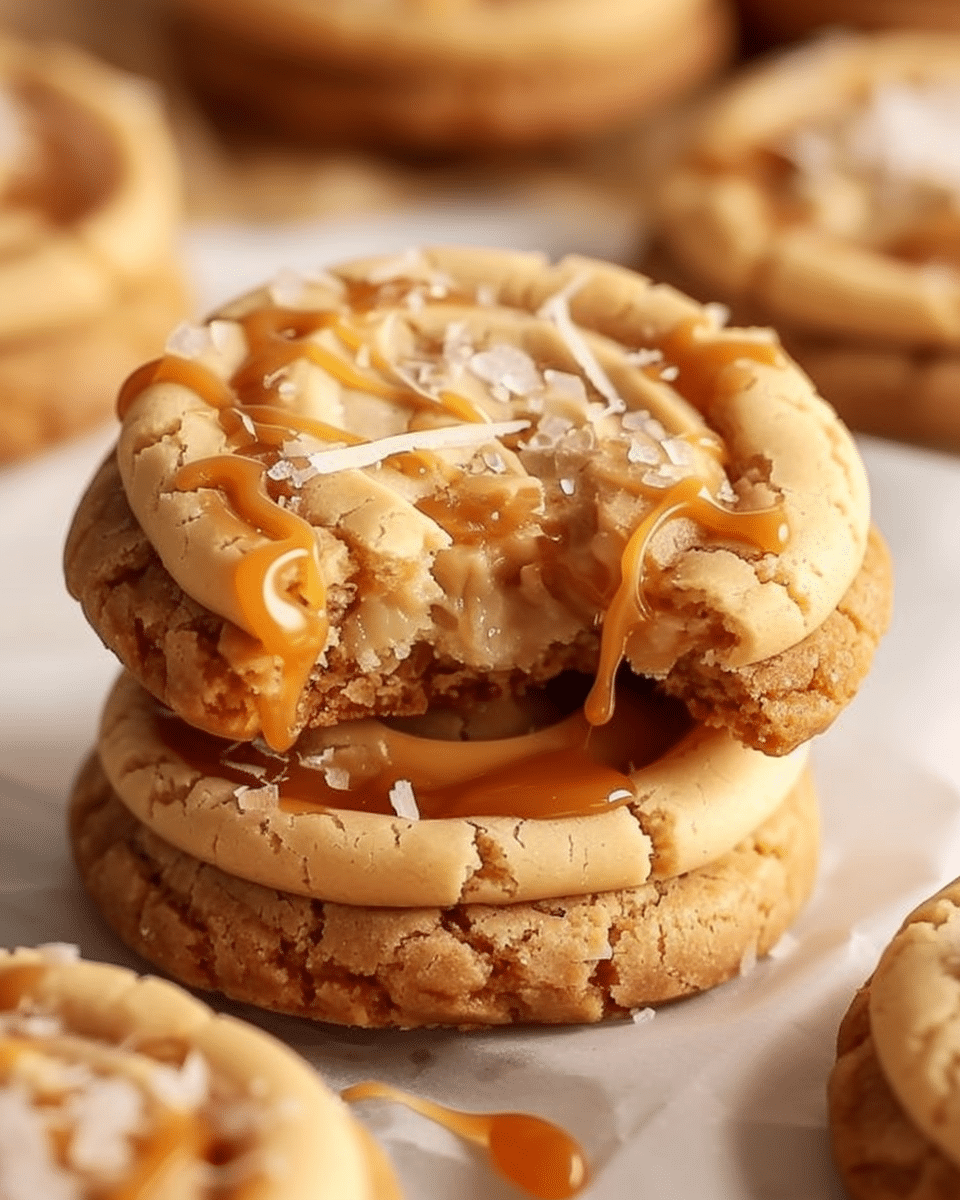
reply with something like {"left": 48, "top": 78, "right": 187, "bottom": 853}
{"left": 654, "top": 31, "right": 960, "bottom": 349}
{"left": 67, "top": 246, "right": 870, "bottom": 749}
{"left": 0, "top": 945, "right": 391, "bottom": 1198}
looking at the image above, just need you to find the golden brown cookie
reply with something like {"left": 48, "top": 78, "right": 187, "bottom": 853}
{"left": 0, "top": 945, "right": 396, "bottom": 1197}
{"left": 649, "top": 31, "right": 960, "bottom": 452}
{"left": 65, "top": 247, "right": 877, "bottom": 754}
{"left": 95, "top": 669, "right": 809, "bottom": 907}
{"left": 167, "top": 0, "right": 732, "bottom": 151}
{"left": 0, "top": 35, "right": 189, "bottom": 463}
{"left": 737, "top": 0, "right": 960, "bottom": 50}
{"left": 70, "top": 749, "right": 820, "bottom": 1029}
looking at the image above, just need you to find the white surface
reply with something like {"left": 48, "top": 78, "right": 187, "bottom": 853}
{"left": 1, "top": 209, "right": 957, "bottom": 1198}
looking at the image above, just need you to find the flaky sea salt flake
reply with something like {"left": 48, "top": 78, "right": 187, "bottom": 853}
{"left": 537, "top": 279, "right": 626, "bottom": 415}
{"left": 389, "top": 779, "right": 420, "bottom": 820}
{"left": 165, "top": 321, "right": 212, "bottom": 360}
{"left": 630, "top": 1007, "right": 656, "bottom": 1025}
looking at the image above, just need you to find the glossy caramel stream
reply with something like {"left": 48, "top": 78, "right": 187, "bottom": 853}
{"left": 342, "top": 1081, "right": 588, "bottom": 1200}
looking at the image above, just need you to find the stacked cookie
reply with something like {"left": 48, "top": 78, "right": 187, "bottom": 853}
{"left": 166, "top": 0, "right": 732, "bottom": 151}
{"left": 0, "top": 945, "right": 396, "bottom": 1198}
{"left": 829, "top": 879, "right": 960, "bottom": 1198}
{"left": 0, "top": 34, "right": 188, "bottom": 463}
{"left": 648, "top": 31, "right": 960, "bottom": 452}
{"left": 66, "top": 247, "right": 891, "bottom": 1027}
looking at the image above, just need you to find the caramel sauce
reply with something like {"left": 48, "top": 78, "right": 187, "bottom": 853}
{"left": 106, "top": 1111, "right": 210, "bottom": 1200}
{"left": 342, "top": 1080, "right": 587, "bottom": 1200}
{"left": 0, "top": 964, "right": 45, "bottom": 1011}
{"left": 585, "top": 475, "right": 787, "bottom": 727}
{"left": 660, "top": 317, "right": 782, "bottom": 415}
{"left": 154, "top": 681, "right": 690, "bottom": 821}
{"left": 119, "top": 277, "right": 790, "bottom": 750}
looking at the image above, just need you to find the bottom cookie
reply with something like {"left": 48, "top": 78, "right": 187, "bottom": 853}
{"left": 829, "top": 983, "right": 960, "bottom": 1200}
{"left": 71, "top": 754, "right": 819, "bottom": 1029}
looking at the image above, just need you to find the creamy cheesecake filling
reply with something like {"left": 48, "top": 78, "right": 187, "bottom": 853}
{"left": 115, "top": 249, "right": 845, "bottom": 753}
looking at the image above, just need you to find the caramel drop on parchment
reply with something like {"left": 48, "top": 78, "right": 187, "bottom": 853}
{"left": 342, "top": 1081, "right": 588, "bottom": 1200}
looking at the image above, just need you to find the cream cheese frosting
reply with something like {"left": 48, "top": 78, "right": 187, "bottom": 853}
{"left": 115, "top": 246, "right": 870, "bottom": 750}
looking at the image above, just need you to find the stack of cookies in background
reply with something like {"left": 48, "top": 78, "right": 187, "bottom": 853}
{"left": 647, "top": 30, "right": 960, "bottom": 453}
{"left": 64, "top": 246, "right": 891, "bottom": 1028}
{"left": 0, "top": 32, "right": 188, "bottom": 463}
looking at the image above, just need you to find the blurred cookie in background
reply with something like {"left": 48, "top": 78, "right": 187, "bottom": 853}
{"left": 646, "top": 31, "right": 960, "bottom": 452}
{"left": 0, "top": 33, "right": 188, "bottom": 463}
{"left": 736, "top": 0, "right": 960, "bottom": 52}
{"left": 165, "top": 0, "right": 735, "bottom": 153}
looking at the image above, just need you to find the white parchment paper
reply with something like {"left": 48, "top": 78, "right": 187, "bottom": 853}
{"left": 1, "top": 209, "right": 958, "bottom": 1199}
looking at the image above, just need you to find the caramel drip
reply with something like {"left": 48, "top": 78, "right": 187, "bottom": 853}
{"left": 342, "top": 1081, "right": 587, "bottom": 1200}
{"left": 175, "top": 455, "right": 326, "bottom": 751}
{"left": 0, "top": 964, "right": 45, "bottom": 1011}
{"left": 584, "top": 475, "right": 787, "bottom": 726}
{"left": 105, "top": 1112, "right": 210, "bottom": 1200}
{"left": 154, "top": 682, "right": 690, "bottom": 821}
{"left": 660, "top": 318, "right": 783, "bottom": 415}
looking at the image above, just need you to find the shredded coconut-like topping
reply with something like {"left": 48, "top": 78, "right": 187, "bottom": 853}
{"left": 165, "top": 321, "right": 212, "bottom": 360}
{"left": 537, "top": 278, "right": 626, "bottom": 415}
{"left": 296, "top": 419, "right": 529, "bottom": 479}
{"left": 149, "top": 1049, "right": 210, "bottom": 1112}
{"left": 233, "top": 783, "right": 280, "bottom": 811}
{"left": 36, "top": 944, "right": 81, "bottom": 965}
{"left": 388, "top": 779, "right": 420, "bottom": 820}
{"left": 467, "top": 344, "right": 542, "bottom": 397}
{"left": 630, "top": 1007, "right": 656, "bottom": 1025}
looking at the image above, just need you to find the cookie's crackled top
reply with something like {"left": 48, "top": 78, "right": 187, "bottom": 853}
{"left": 0, "top": 946, "right": 393, "bottom": 1199}
{"left": 0, "top": 35, "right": 182, "bottom": 342}
{"left": 115, "top": 246, "right": 869, "bottom": 750}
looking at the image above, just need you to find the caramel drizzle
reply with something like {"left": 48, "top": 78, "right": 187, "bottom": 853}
{"left": 118, "top": 298, "right": 485, "bottom": 750}
{"left": 0, "top": 1029, "right": 215, "bottom": 1200}
{"left": 155, "top": 681, "right": 690, "bottom": 822}
{"left": 120, "top": 285, "right": 790, "bottom": 750}
{"left": 342, "top": 1081, "right": 587, "bottom": 1200}
{"left": 583, "top": 320, "right": 789, "bottom": 725}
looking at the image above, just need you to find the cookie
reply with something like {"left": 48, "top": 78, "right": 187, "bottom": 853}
{"left": 65, "top": 246, "right": 875, "bottom": 752}
{"left": 736, "top": 0, "right": 960, "bottom": 49}
{"left": 649, "top": 31, "right": 960, "bottom": 451}
{"left": 95, "top": 669, "right": 809, "bottom": 907}
{"left": 70, "top": 750, "right": 820, "bottom": 1029}
{"left": 0, "top": 945, "right": 395, "bottom": 1197}
{"left": 828, "top": 879, "right": 960, "bottom": 1199}
{"left": 0, "top": 34, "right": 188, "bottom": 463}
{"left": 167, "top": 0, "right": 732, "bottom": 151}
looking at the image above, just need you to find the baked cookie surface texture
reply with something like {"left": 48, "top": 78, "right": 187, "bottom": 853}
{"left": 0, "top": 944, "right": 395, "bottom": 1197}
{"left": 829, "top": 879, "right": 960, "bottom": 1200}
{"left": 166, "top": 0, "right": 732, "bottom": 150}
{"left": 65, "top": 247, "right": 890, "bottom": 1026}
{"left": 650, "top": 31, "right": 960, "bottom": 450}
{"left": 0, "top": 34, "right": 188, "bottom": 463}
